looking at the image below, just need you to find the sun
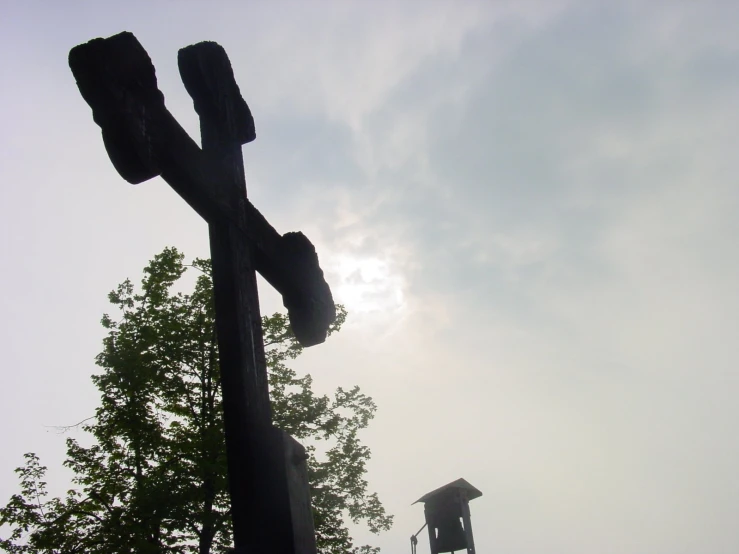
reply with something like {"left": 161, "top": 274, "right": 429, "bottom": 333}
{"left": 331, "top": 254, "right": 405, "bottom": 315}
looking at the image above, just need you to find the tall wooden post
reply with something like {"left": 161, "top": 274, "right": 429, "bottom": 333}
{"left": 70, "top": 32, "right": 336, "bottom": 553}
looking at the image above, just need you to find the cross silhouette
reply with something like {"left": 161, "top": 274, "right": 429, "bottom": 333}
{"left": 69, "top": 31, "right": 335, "bottom": 554}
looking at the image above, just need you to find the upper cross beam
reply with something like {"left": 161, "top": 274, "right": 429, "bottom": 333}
{"left": 69, "top": 32, "right": 334, "bottom": 346}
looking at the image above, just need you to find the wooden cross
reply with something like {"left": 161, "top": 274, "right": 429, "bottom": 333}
{"left": 69, "top": 32, "right": 336, "bottom": 554}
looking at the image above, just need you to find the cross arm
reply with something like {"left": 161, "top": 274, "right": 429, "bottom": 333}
{"left": 69, "top": 32, "right": 336, "bottom": 346}
{"left": 68, "top": 32, "right": 239, "bottom": 221}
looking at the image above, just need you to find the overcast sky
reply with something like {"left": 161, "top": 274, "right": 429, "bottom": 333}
{"left": 2, "top": 1, "right": 739, "bottom": 553}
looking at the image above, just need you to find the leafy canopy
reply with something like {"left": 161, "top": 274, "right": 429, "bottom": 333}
{"left": 0, "top": 247, "right": 392, "bottom": 553}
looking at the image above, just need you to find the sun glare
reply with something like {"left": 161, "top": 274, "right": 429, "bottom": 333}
{"left": 331, "top": 255, "right": 405, "bottom": 315}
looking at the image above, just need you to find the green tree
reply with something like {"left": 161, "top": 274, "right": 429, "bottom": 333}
{"left": 0, "top": 248, "right": 391, "bottom": 553}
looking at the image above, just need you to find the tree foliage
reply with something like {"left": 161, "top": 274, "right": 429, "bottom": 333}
{"left": 0, "top": 247, "right": 392, "bottom": 553}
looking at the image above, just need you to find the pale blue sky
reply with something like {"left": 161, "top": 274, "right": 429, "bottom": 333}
{"left": 2, "top": 1, "right": 739, "bottom": 553}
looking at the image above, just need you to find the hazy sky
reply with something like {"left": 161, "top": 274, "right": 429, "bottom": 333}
{"left": 2, "top": 1, "right": 739, "bottom": 553}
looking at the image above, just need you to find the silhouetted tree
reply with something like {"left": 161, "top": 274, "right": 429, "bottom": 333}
{"left": 0, "top": 247, "right": 391, "bottom": 553}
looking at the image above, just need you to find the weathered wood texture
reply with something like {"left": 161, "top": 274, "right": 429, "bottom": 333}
{"left": 280, "top": 430, "right": 317, "bottom": 553}
{"left": 69, "top": 31, "right": 330, "bottom": 554}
